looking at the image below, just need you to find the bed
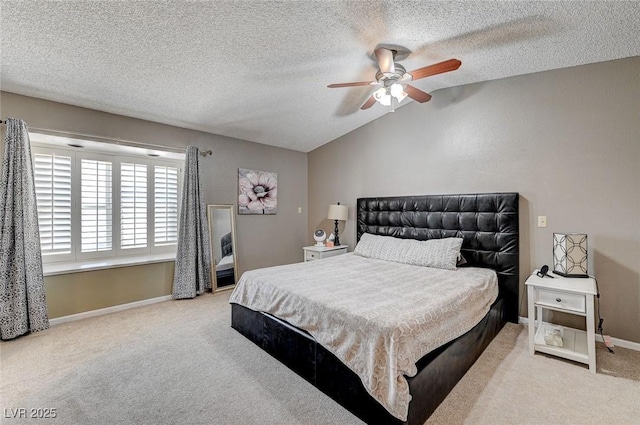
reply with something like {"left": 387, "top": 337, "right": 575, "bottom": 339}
{"left": 230, "top": 192, "right": 519, "bottom": 424}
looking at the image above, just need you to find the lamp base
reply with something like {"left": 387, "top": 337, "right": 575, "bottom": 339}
{"left": 552, "top": 270, "right": 590, "bottom": 278}
{"left": 333, "top": 219, "right": 340, "bottom": 246}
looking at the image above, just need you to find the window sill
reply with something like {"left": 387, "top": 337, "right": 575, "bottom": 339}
{"left": 43, "top": 253, "right": 176, "bottom": 277}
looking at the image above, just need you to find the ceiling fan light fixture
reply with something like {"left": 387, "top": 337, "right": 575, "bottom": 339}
{"left": 379, "top": 94, "right": 392, "bottom": 107}
{"left": 394, "top": 90, "right": 408, "bottom": 103}
{"left": 389, "top": 83, "right": 403, "bottom": 98}
{"left": 373, "top": 87, "right": 392, "bottom": 106}
{"left": 390, "top": 83, "right": 408, "bottom": 103}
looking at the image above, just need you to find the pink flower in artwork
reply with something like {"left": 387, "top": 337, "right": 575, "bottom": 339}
{"left": 238, "top": 169, "right": 277, "bottom": 214}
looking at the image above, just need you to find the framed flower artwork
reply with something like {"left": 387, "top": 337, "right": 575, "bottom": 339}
{"left": 238, "top": 168, "right": 277, "bottom": 215}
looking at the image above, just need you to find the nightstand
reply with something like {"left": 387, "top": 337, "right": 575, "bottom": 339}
{"left": 303, "top": 245, "right": 347, "bottom": 262}
{"left": 526, "top": 270, "right": 597, "bottom": 373}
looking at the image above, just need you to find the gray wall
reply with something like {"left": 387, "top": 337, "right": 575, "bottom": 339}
{"left": 308, "top": 57, "right": 640, "bottom": 343}
{"left": 0, "top": 92, "right": 308, "bottom": 317}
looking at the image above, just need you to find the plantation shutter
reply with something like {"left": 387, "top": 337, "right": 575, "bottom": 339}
{"left": 154, "top": 165, "right": 179, "bottom": 246}
{"left": 121, "top": 162, "right": 148, "bottom": 249}
{"left": 33, "top": 152, "right": 72, "bottom": 257}
{"left": 81, "top": 158, "right": 113, "bottom": 253}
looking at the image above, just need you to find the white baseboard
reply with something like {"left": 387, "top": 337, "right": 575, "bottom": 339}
{"left": 518, "top": 316, "right": 640, "bottom": 352}
{"left": 49, "top": 295, "right": 173, "bottom": 326}
{"left": 593, "top": 334, "right": 640, "bottom": 352}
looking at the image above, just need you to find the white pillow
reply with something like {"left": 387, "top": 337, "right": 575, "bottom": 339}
{"left": 353, "top": 233, "right": 463, "bottom": 270}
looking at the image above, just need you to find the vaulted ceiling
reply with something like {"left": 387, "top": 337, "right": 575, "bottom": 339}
{"left": 1, "top": 1, "right": 639, "bottom": 152}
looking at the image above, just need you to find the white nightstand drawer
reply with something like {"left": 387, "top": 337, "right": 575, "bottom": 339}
{"left": 305, "top": 251, "right": 319, "bottom": 261}
{"left": 303, "top": 245, "right": 348, "bottom": 262}
{"left": 536, "top": 288, "right": 586, "bottom": 314}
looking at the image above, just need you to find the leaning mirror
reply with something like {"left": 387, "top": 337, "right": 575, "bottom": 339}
{"left": 207, "top": 204, "right": 238, "bottom": 292}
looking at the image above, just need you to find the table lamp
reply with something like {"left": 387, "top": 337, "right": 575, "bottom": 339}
{"left": 327, "top": 203, "right": 348, "bottom": 246}
{"left": 553, "top": 233, "right": 589, "bottom": 277}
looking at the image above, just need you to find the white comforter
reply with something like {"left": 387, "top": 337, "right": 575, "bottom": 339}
{"left": 216, "top": 254, "right": 234, "bottom": 272}
{"left": 229, "top": 253, "right": 498, "bottom": 421}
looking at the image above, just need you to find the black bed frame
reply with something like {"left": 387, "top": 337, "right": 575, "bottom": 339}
{"left": 231, "top": 193, "right": 519, "bottom": 424}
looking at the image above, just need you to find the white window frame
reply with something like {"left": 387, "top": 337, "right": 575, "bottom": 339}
{"left": 31, "top": 135, "right": 184, "bottom": 272}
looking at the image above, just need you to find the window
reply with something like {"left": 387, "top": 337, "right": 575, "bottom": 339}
{"left": 81, "top": 157, "right": 113, "bottom": 255}
{"left": 153, "top": 165, "right": 179, "bottom": 246}
{"left": 33, "top": 150, "right": 73, "bottom": 259}
{"left": 31, "top": 134, "right": 183, "bottom": 266}
{"left": 121, "top": 161, "right": 148, "bottom": 250}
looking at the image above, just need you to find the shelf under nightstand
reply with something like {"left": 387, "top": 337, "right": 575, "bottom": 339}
{"left": 533, "top": 323, "right": 590, "bottom": 364}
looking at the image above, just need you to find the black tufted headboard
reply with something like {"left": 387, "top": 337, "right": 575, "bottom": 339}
{"left": 357, "top": 192, "right": 519, "bottom": 323}
{"left": 221, "top": 232, "right": 233, "bottom": 257}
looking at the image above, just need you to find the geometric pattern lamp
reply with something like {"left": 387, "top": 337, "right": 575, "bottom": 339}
{"left": 327, "top": 203, "right": 348, "bottom": 246}
{"left": 553, "top": 233, "right": 588, "bottom": 278}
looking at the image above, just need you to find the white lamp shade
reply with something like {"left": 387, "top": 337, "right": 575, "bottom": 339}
{"left": 373, "top": 87, "right": 386, "bottom": 98}
{"left": 553, "top": 233, "right": 588, "bottom": 277}
{"left": 373, "top": 87, "right": 392, "bottom": 106}
{"left": 390, "top": 83, "right": 403, "bottom": 98}
{"left": 394, "top": 90, "right": 408, "bottom": 102}
{"left": 327, "top": 204, "right": 348, "bottom": 221}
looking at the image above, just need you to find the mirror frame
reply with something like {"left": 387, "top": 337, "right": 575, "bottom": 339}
{"left": 207, "top": 204, "right": 239, "bottom": 292}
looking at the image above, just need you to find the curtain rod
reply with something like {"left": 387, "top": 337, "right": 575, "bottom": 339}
{"left": 0, "top": 120, "right": 213, "bottom": 156}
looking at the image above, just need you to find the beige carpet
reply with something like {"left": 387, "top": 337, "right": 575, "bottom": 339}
{"left": 427, "top": 321, "right": 640, "bottom": 424}
{"left": 1, "top": 291, "right": 639, "bottom": 425}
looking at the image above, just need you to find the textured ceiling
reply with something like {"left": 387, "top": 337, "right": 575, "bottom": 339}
{"left": 1, "top": 1, "right": 639, "bottom": 152}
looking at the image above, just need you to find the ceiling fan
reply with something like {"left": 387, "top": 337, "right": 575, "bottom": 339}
{"left": 328, "top": 47, "right": 461, "bottom": 111}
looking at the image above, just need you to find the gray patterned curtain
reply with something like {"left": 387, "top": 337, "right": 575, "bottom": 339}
{"left": 172, "top": 146, "right": 212, "bottom": 298}
{"left": 0, "top": 118, "right": 49, "bottom": 340}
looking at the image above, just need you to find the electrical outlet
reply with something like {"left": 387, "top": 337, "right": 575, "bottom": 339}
{"left": 537, "top": 216, "right": 547, "bottom": 228}
{"left": 297, "top": 207, "right": 302, "bottom": 214}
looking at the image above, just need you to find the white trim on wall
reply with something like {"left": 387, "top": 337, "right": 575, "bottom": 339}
{"left": 49, "top": 295, "right": 173, "bottom": 326}
{"left": 518, "top": 316, "right": 640, "bottom": 352}
{"left": 592, "top": 334, "right": 640, "bottom": 352}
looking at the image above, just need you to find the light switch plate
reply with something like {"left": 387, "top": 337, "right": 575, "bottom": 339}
{"left": 537, "top": 216, "right": 547, "bottom": 227}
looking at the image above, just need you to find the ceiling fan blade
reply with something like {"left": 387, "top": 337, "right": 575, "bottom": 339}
{"left": 327, "top": 81, "right": 375, "bottom": 88}
{"left": 404, "top": 85, "right": 432, "bottom": 103}
{"left": 409, "top": 59, "right": 461, "bottom": 80}
{"left": 360, "top": 96, "right": 376, "bottom": 110}
{"left": 374, "top": 47, "right": 395, "bottom": 74}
